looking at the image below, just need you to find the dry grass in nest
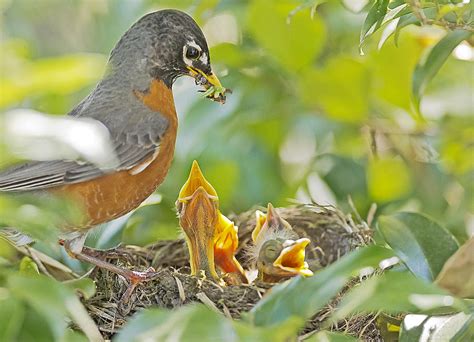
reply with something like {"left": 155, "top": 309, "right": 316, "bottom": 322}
{"left": 84, "top": 204, "right": 380, "bottom": 340}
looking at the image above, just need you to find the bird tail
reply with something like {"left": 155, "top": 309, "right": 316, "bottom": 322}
{"left": 0, "top": 227, "right": 35, "bottom": 247}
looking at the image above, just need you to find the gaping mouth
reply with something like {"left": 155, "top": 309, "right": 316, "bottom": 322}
{"left": 252, "top": 209, "right": 267, "bottom": 243}
{"left": 178, "top": 160, "right": 218, "bottom": 202}
{"left": 213, "top": 213, "right": 248, "bottom": 284}
{"left": 273, "top": 238, "right": 314, "bottom": 277}
{"left": 177, "top": 161, "right": 219, "bottom": 280}
{"left": 187, "top": 66, "right": 231, "bottom": 104}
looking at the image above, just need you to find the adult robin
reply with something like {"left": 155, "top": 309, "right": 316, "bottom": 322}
{"left": 0, "top": 10, "right": 226, "bottom": 292}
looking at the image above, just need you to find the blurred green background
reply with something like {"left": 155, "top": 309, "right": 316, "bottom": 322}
{"left": 0, "top": 0, "right": 472, "bottom": 249}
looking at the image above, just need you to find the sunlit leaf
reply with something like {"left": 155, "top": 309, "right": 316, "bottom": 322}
{"left": 393, "top": 8, "right": 437, "bottom": 45}
{"left": 370, "top": 32, "right": 422, "bottom": 113}
{"left": 0, "top": 194, "right": 81, "bottom": 243}
{"left": 440, "top": 115, "right": 474, "bottom": 175}
{"left": 368, "top": 158, "right": 411, "bottom": 202}
{"left": 0, "top": 296, "right": 25, "bottom": 342}
{"left": 248, "top": 245, "right": 394, "bottom": 326}
{"left": 400, "top": 312, "right": 473, "bottom": 342}
{"left": 0, "top": 53, "right": 106, "bottom": 108}
{"left": 18, "top": 257, "right": 39, "bottom": 276}
{"left": 299, "top": 57, "right": 369, "bottom": 122}
{"left": 247, "top": 0, "right": 326, "bottom": 71}
{"left": 7, "top": 274, "right": 101, "bottom": 341}
{"left": 360, "top": 0, "right": 389, "bottom": 50}
{"left": 378, "top": 212, "right": 459, "bottom": 281}
{"left": 412, "top": 30, "right": 472, "bottom": 111}
{"left": 331, "top": 271, "right": 465, "bottom": 323}
{"left": 117, "top": 304, "right": 300, "bottom": 342}
{"left": 8, "top": 274, "right": 70, "bottom": 339}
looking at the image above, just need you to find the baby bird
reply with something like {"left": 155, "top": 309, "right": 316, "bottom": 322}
{"left": 214, "top": 213, "right": 248, "bottom": 284}
{"left": 176, "top": 161, "right": 247, "bottom": 284}
{"left": 251, "top": 204, "right": 313, "bottom": 283}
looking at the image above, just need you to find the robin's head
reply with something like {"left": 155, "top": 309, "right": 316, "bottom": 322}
{"left": 108, "top": 9, "right": 221, "bottom": 89}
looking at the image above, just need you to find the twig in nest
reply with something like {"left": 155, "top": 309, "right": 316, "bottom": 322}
{"left": 196, "top": 292, "right": 221, "bottom": 314}
{"left": 174, "top": 276, "right": 186, "bottom": 302}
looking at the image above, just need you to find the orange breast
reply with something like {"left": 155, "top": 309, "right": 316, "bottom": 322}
{"left": 55, "top": 79, "right": 178, "bottom": 228}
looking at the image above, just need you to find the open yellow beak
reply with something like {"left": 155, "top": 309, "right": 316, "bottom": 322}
{"left": 252, "top": 210, "right": 267, "bottom": 243}
{"left": 178, "top": 160, "right": 217, "bottom": 202}
{"left": 273, "top": 238, "right": 313, "bottom": 277}
{"left": 187, "top": 66, "right": 223, "bottom": 88}
{"left": 213, "top": 213, "right": 247, "bottom": 284}
{"left": 178, "top": 186, "right": 219, "bottom": 280}
{"left": 177, "top": 161, "right": 219, "bottom": 280}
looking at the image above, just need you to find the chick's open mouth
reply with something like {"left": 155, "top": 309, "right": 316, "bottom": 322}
{"left": 273, "top": 238, "right": 314, "bottom": 277}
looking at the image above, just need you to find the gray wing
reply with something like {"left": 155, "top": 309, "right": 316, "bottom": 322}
{"left": 0, "top": 110, "right": 169, "bottom": 192}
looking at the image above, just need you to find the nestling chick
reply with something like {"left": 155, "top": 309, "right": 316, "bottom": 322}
{"left": 214, "top": 213, "right": 248, "bottom": 284}
{"left": 251, "top": 203, "right": 313, "bottom": 283}
{"left": 176, "top": 160, "right": 247, "bottom": 284}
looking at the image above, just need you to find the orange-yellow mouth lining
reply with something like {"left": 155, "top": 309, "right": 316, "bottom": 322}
{"left": 213, "top": 212, "right": 246, "bottom": 280}
{"left": 273, "top": 238, "right": 313, "bottom": 277}
{"left": 178, "top": 160, "right": 246, "bottom": 282}
{"left": 214, "top": 213, "right": 238, "bottom": 251}
{"left": 252, "top": 210, "right": 267, "bottom": 243}
{"left": 178, "top": 160, "right": 218, "bottom": 201}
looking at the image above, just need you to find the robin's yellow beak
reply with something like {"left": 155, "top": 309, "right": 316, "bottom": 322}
{"left": 177, "top": 161, "right": 219, "bottom": 280}
{"left": 273, "top": 238, "right": 313, "bottom": 277}
{"left": 187, "top": 66, "right": 223, "bottom": 88}
{"left": 214, "top": 213, "right": 248, "bottom": 284}
{"left": 187, "top": 66, "right": 229, "bottom": 104}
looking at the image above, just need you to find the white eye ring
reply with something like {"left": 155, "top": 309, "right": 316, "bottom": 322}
{"left": 183, "top": 40, "right": 203, "bottom": 66}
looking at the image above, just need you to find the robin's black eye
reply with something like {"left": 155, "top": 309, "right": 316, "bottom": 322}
{"left": 186, "top": 46, "right": 200, "bottom": 60}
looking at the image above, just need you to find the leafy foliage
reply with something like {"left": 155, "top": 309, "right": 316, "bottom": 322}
{"left": 0, "top": 0, "right": 472, "bottom": 340}
{"left": 378, "top": 212, "right": 459, "bottom": 281}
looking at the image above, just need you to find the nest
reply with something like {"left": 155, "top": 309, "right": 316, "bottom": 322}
{"left": 84, "top": 204, "right": 381, "bottom": 340}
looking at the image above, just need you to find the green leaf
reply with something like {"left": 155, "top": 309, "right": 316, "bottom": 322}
{"left": 117, "top": 304, "right": 300, "bottom": 342}
{"left": 400, "top": 312, "right": 473, "bottom": 341}
{"left": 0, "top": 296, "right": 25, "bottom": 342}
{"left": 369, "top": 32, "right": 423, "bottom": 113}
{"left": 378, "top": 212, "right": 459, "bottom": 281}
{"left": 0, "top": 194, "right": 81, "bottom": 243}
{"left": 247, "top": 0, "right": 326, "bottom": 71}
{"left": 393, "top": 8, "right": 437, "bottom": 46}
{"left": 360, "top": 0, "right": 389, "bottom": 49}
{"left": 299, "top": 57, "right": 369, "bottom": 122}
{"left": 412, "top": 30, "right": 472, "bottom": 111}
{"left": 248, "top": 245, "right": 394, "bottom": 326}
{"left": 368, "top": 158, "right": 411, "bottom": 202}
{"left": 19, "top": 256, "right": 39, "bottom": 276}
{"left": 7, "top": 274, "right": 101, "bottom": 341}
{"left": 0, "top": 53, "right": 106, "bottom": 108}
{"left": 331, "top": 271, "right": 465, "bottom": 323}
{"left": 8, "top": 275, "right": 69, "bottom": 339}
